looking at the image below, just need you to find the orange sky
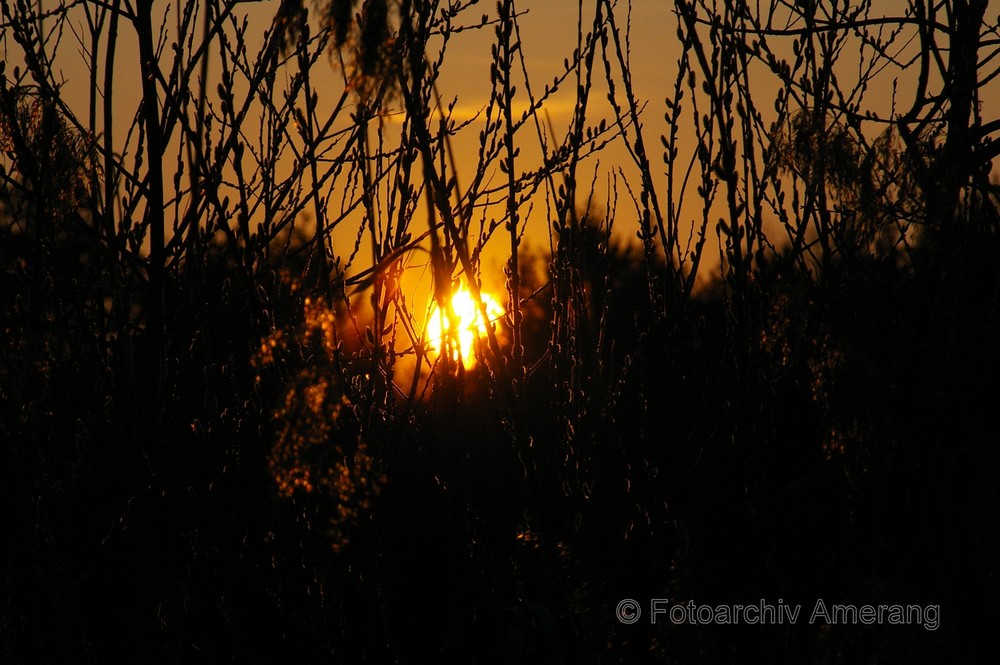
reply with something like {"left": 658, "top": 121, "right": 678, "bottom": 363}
{"left": 8, "top": 0, "right": 1000, "bottom": 386}
{"left": 6, "top": 0, "right": 998, "bottom": 295}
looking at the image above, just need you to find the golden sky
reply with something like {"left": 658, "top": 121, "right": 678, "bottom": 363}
{"left": 6, "top": 0, "right": 997, "bottom": 290}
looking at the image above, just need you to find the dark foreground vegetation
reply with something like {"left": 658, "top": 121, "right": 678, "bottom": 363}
{"left": 2, "top": 0, "right": 999, "bottom": 662}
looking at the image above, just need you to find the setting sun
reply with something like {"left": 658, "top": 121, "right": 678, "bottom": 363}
{"left": 426, "top": 287, "right": 504, "bottom": 366}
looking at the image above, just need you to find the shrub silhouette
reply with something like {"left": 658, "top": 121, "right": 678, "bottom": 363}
{"left": 2, "top": 1, "right": 999, "bottom": 663}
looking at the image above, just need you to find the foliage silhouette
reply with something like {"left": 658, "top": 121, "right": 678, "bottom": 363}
{"left": 2, "top": 0, "right": 999, "bottom": 663}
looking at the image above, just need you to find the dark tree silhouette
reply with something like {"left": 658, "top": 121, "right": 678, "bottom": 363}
{"left": 2, "top": 0, "right": 998, "bottom": 662}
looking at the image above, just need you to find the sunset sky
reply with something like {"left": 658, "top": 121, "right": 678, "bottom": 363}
{"left": 8, "top": 0, "right": 993, "bottom": 293}
{"left": 5, "top": 3, "right": 999, "bottom": 661}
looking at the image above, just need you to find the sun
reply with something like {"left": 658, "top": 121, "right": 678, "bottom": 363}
{"left": 426, "top": 286, "right": 504, "bottom": 366}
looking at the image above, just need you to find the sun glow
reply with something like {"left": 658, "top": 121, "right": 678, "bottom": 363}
{"left": 426, "top": 286, "right": 504, "bottom": 367}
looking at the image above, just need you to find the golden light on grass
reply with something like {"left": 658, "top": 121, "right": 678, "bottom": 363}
{"left": 426, "top": 286, "right": 504, "bottom": 367}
